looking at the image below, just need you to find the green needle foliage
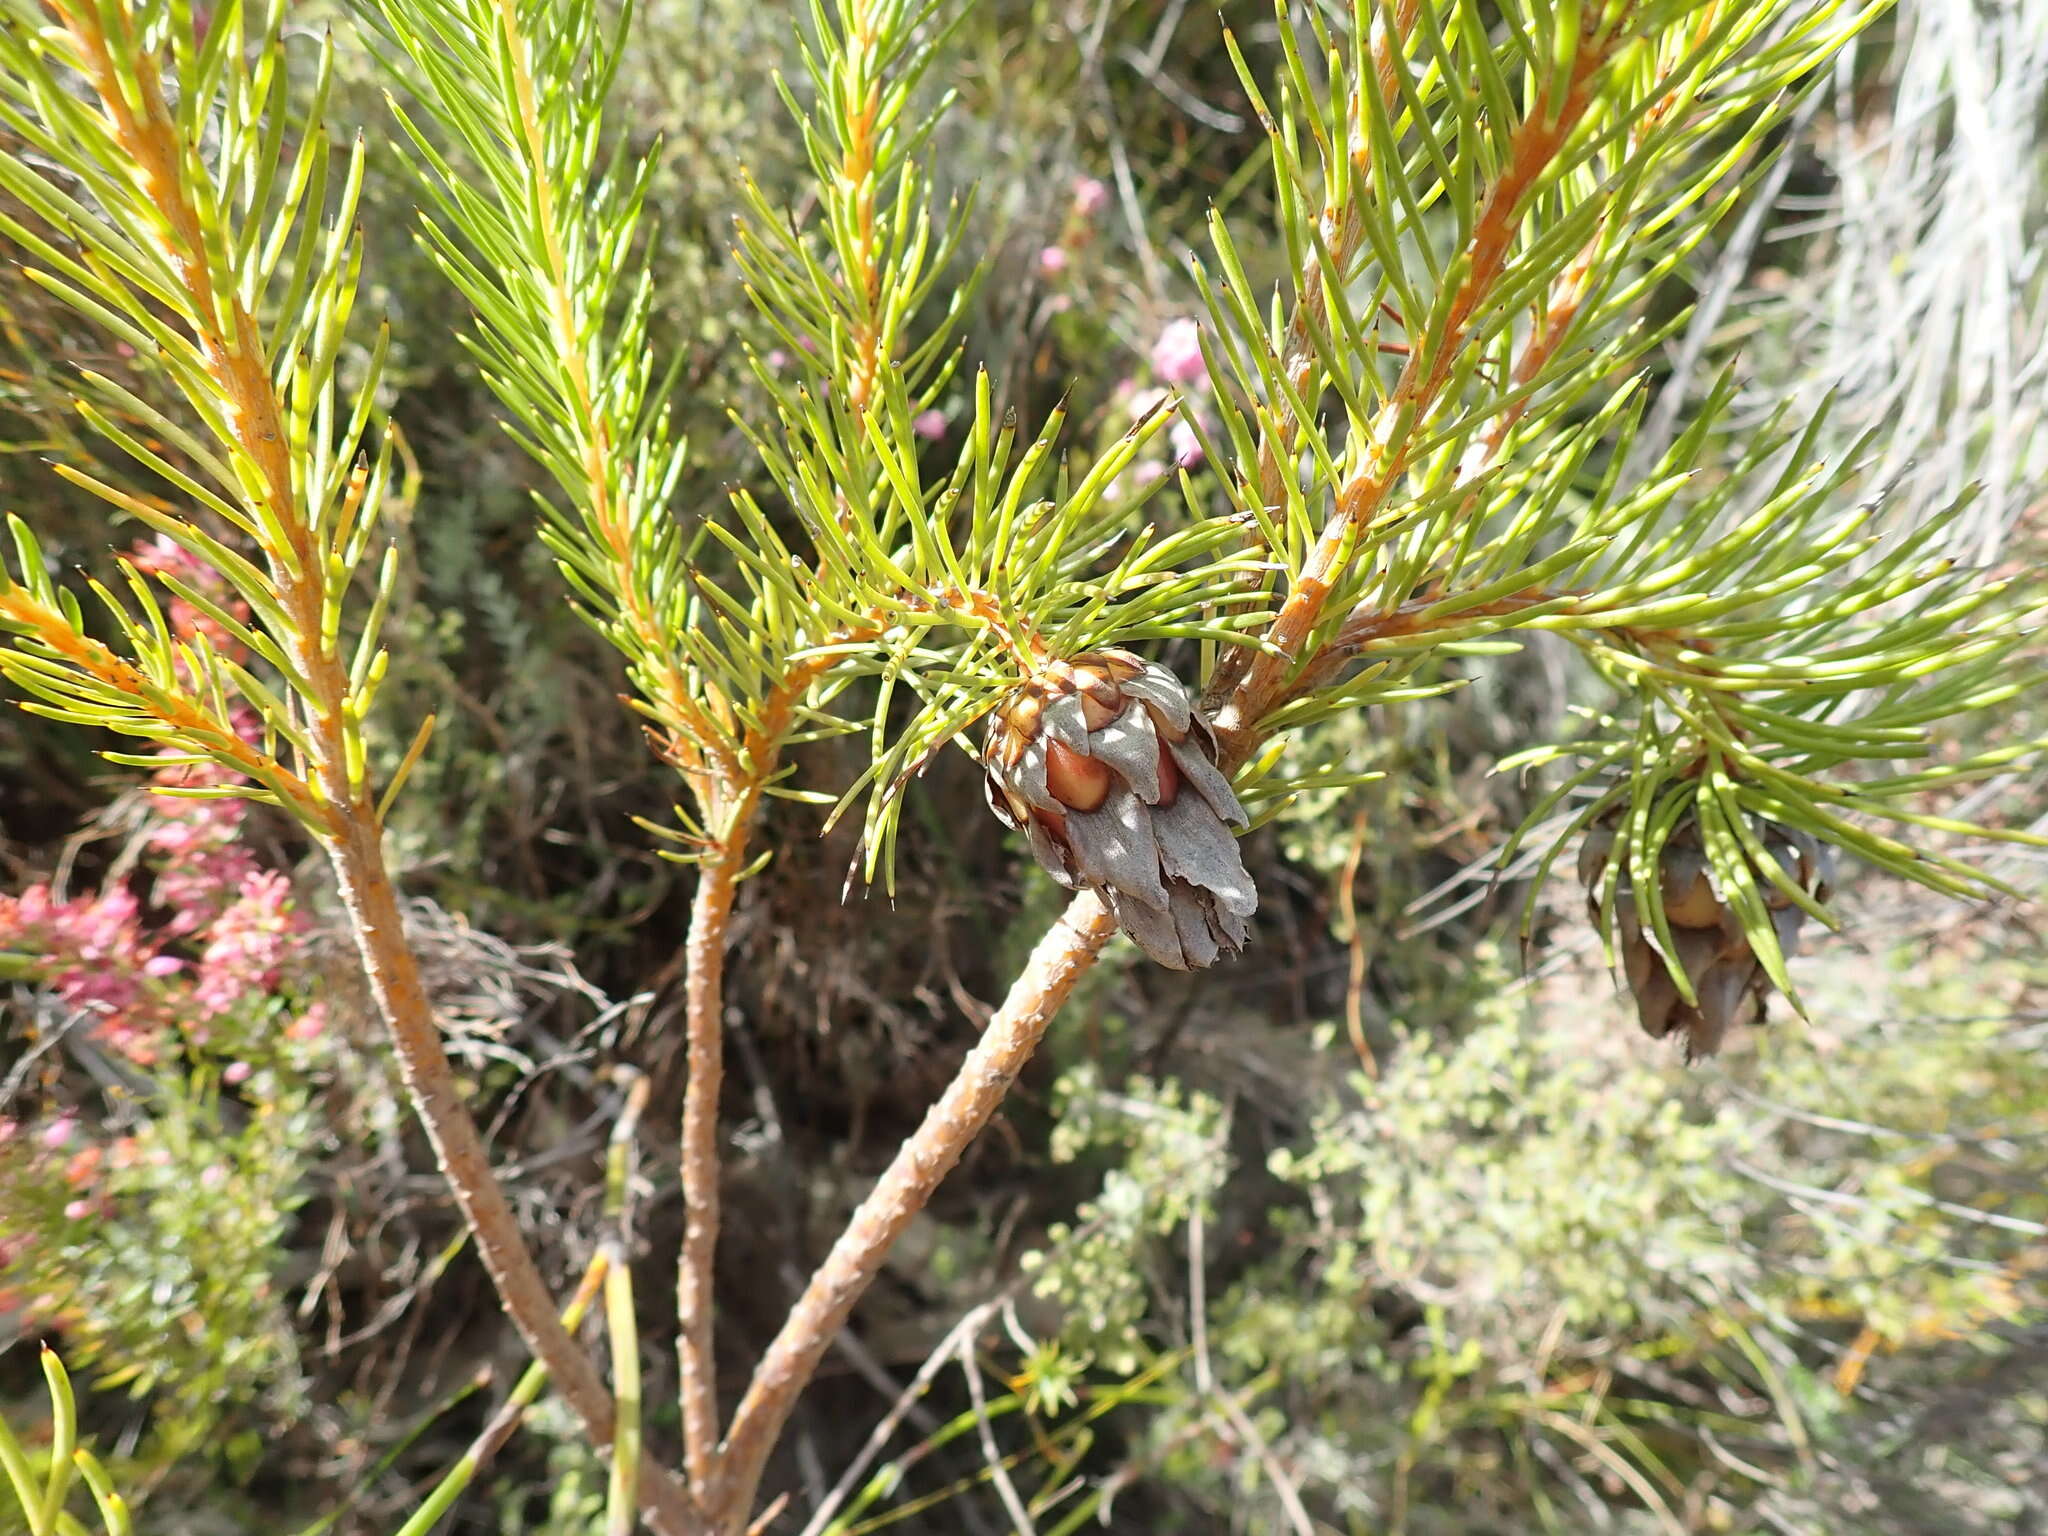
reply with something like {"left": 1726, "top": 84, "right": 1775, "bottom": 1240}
{"left": 1178, "top": 0, "right": 2045, "bottom": 990}
{"left": 295, "top": 0, "right": 2047, "bottom": 973}
{"left": 0, "top": 0, "right": 411, "bottom": 833}
{"left": 0, "top": 0, "right": 2042, "bottom": 1526}
{"left": 723, "top": 0, "right": 1267, "bottom": 880}
{"left": 0, "top": 1349, "right": 133, "bottom": 1536}
{"left": 0, "top": 0, "right": 2029, "bottom": 935}
{"left": 369, "top": 0, "right": 1269, "bottom": 885}
{"left": 361, "top": 0, "right": 745, "bottom": 835}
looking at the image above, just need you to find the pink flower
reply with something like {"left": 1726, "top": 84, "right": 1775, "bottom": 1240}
{"left": 52, "top": 967, "right": 143, "bottom": 1017}
{"left": 912, "top": 409, "right": 948, "bottom": 442}
{"left": 223, "top": 1061, "right": 252, "bottom": 1085}
{"left": 1, "top": 883, "right": 172, "bottom": 1057}
{"left": 4, "top": 727, "right": 315, "bottom": 1063}
{"left": 193, "top": 870, "right": 306, "bottom": 1016}
{"left": 61, "top": 884, "right": 140, "bottom": 960}
{"left": 764, "top": 349, "right": 790, "bottom": 372}
{"left": 1113, "top": 458, "right": 1171, "bottom": 500}
{"left": 1072, "top": 176, "right": 1109, "bottom": 217}
{"left": 1170, "top": 419, "right": 1205, "bottom": 469}
{"left": 41, "top": 1118, "right": 76, "bottom": 1150}
{"left": 1038, "top": 245, "right": 1070, "bottom": 276}
{"left": 1150, "top": 318, "right": 1209, "bottom": 388}
{"left": 63, "top": 1200, "right": 92, "bottom": 1221}
{"left": 286, "top": 1003, "right": 329, "bottom": 1043}
{"left": 153, "top": 845, "right": 261, "bottom": 936}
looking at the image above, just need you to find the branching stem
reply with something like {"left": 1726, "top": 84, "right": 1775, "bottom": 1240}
{"left": 694, "top": 18, "right": 1643, "bottom": 1530}
{"left": 39, "top": 4, "right": 709, "bottom": 1529}
{"left": 1210, "top": 21, "right": 1620, "bottom": 762}
{"left": 709, "top": 891, "right": 1121, "bottom": 1528}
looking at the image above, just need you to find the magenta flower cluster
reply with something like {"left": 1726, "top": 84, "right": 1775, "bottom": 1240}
{"left": 0, "top": 539, "right": 328, "bottom": 1329}
{"left": 1110, "top": 314, "right": 1218, "bottom": 492}
{"left": 0, "top": 538, "right": 321, "bottom": 1069}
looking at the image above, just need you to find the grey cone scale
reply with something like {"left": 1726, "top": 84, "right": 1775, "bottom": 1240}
{"left": 984, "top": 649, "right": 1257, "bottom": 970}
{"left": 1580, "top": 811, "right": 1834, "bottom": 1061}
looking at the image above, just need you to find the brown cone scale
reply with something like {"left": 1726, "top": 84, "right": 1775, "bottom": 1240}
{"left": 983, "top": 649, "right": 1257, "bottom": 970}
{"left": 1579, "top": 811, "right": 1833, "bottom": 1061}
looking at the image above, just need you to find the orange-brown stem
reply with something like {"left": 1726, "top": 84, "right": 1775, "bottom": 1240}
{"left": 673, "top": 642, "right": 849, "bottom": 1484}
{"left": 677, "top": 850, "right": 736, "bottom": 1489}
{"left": 708, "top": 891, "right": 1122, "bottom": 1529}
{"left": 45, "top": 4, "right": 708, "bottom": 1529}
{"left": 1211, "top": 22, "right": 1621, "bottom": 762}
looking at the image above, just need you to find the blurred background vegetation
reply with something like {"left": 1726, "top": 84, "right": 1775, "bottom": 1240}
{"left": 2, "top": 0, "right": 2043, "bottom": 1532}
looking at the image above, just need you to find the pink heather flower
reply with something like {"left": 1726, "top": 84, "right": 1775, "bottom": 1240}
{"left": 1, "top": 883, "right": 168, "bottom": 1058}
{"left": 223, "top": 1062, "right": 252, "bottom": 1085}
{"left": 63, "top": 1200, "right": 92, "bottom": 1221}
{"left": 144, "top": 954, "right": 184, "bottom": 978}
{"left": 1072, "top": 176, "right": 1109, "bottom": 217}
{"left": 61, "top": 884, "right": 140, "bottom": 961}
{"left": 53, "top": 968, "right": 143, "bottom": 1017}
{"left": 194, "top": 870, "right": 306, "bottom": 1016}
{"left": 1170, "top": 418, "right": 1205, "bottom": 469}
{"left": 1112, "top": 457, "right": 1172, "bottom": 500}
{"left": 912, "top": 409, "right": 948, "bottom": 442}
{"left": 764, "top": 348, "right": 790, "bottom": 372}
{"left": 1150, "top": 318, "right": 1208, "bottom": 388}
{"left": 1038, "top": 245, "right": 1070, "bottom": 276}
{"left": 0, "top": 1119, "right": 16, "bottom": 1145}
{"left": 129, "top": 536, "right": 250, "bottom": 657}
{"left": 153, "top": 846, "right": 262, "bottom": 937}
{"left": 286, "top": 1003, "right": 329, "bottom": 1043}
{"left": 41, "top": 1118, "right": 77, "bottom": 1149}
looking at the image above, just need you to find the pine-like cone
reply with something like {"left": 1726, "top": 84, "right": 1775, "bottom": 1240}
{"left": 1578, "top": 813, "right": 1834, "bottom": 1060}
{"left": 983, "top": 649, "right": 1257, "bottom": 970}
